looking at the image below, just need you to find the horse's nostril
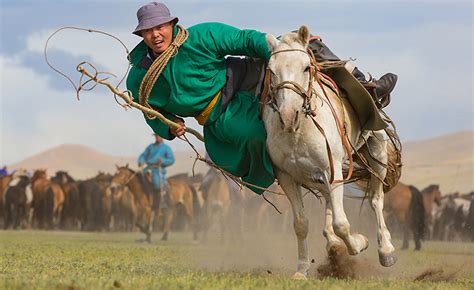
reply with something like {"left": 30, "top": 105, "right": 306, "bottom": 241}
{"left": 279, "top": 115, "right": 285, "bottom": 129}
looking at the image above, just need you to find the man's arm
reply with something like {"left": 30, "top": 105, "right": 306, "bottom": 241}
{"left": 138, "top": 144, "right": 151, "bottom": 166}
{"left": 160, "top": 145, "right": 175, "bottom": 168}
{"left": 196, "top": 23, "right": 271, "bottom": 61}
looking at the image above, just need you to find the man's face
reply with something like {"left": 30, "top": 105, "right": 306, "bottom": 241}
{"left": 141, "top": 22, "right": 174, "bottom": 54}
{"left": 154, "top": 135, "right": 163, "bottom": 143}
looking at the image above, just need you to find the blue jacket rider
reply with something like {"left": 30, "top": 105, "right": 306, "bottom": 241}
{"left": 138, "top": 134, "right": 175, "bottom": 191}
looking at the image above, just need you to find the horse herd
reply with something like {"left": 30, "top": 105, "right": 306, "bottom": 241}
{"left": 0, "top": 166, "right": 289, "bottom": 242}
{"left": 1, "top": 165, "right": 473, "bottom": 250}
{"left": 384, "top": 183, "right": 474, "bottom": 250}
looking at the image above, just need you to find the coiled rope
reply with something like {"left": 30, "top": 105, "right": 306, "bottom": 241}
{"left": 139, "top": 25, "right": 189, "bottom": 119}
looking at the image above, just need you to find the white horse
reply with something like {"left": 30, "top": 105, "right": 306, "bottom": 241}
{"left": 263, "top": 26, "right": 398, "bottom": 279}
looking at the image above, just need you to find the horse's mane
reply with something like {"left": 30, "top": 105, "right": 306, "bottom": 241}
{"left": 422, "top": 184, "right": 439, "bottom": 194}
{"left": 55, "top": 170, "right": 76, "bottom": 183}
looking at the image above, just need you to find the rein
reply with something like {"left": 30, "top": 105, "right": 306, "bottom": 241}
{"left": 113, "top": 169, "right": 140, "bottom": 189}
{"left": 262, "top": 47, "right": 353, "bottom": 184}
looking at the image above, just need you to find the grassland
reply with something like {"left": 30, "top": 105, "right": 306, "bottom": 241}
{"left": 1, "top": 230, "right": 473, "bottom": 289}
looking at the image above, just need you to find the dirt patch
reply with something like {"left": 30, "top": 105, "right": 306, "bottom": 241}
{"left": 316, "top": 243, "right": 358, "bottom": 279}
{"left": 413, "top": 267, "right": 457, "bottom": 282}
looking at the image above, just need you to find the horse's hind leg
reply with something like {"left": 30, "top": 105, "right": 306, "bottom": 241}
{"left": 327, "top": 164, "right": 368, "bottom": 255}
{"left": 401, "top": 226, "right": 409, "bottom": 249}
{"left": 363, "top": 132, "right": 397, "bottom": 266}
{"left": 277, "top": 171, "right": 310, "bottom": 280}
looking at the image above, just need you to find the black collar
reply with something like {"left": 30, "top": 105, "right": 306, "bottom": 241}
{"left": 137, "top": 48, "right": 159, "bottom": 70}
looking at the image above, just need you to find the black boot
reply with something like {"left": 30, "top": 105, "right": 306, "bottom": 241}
{"left": 353, "top": 68, "right": 398, "bottom": 108}
{"left": 374, "top": 73, "right": 398, "bottom": 108}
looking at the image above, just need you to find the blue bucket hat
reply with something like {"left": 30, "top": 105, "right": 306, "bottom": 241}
{"left": 133, "top": 2, "right": 178, "bottom": 36}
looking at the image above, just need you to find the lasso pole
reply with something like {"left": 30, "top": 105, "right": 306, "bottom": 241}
{"left": 77, "top": 64, "right": 204, "bottom": 142}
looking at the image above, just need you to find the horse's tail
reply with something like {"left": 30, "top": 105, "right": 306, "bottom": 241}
{"left": 383, "top": 128, "right": 402, "bottom": 193}
{"left": 409, "top": 185, "right": 425, "bottom": 239}
{"left": 189, "top": 184, "right": 200, "bottom": 218}
{"left": 45, "top": 186, "right": 55, "bottom": 227}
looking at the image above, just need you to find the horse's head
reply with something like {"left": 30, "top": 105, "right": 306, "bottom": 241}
{"left": 32, "top": 169, "right": 47, "bottom": 182}
{"left": 423, "top": 184, "right": 442, "bottom": 206}
{"left": 54, "top": 170, "right": 75, "bottom": 185}
{"left": 111, "top": 166, "right": 134, "bottom": 187}
{"left": 266, "top": 25, "right": 315, "bottom": 132}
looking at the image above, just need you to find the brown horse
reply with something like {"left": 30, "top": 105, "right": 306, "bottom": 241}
{"left": 162, "top": 173, "right": 200, "bottom": 241}
{"left": 110, "top": 165, "right": 154, "bottom": 241}
{"left": 384, "top": 182, "right": 426, "bottom": 250}
{"left": 31, "top": 169, "right": 65, "bottom": 229}
{"left": 421, "top": 184, "right": 442, "bottom": 239}
{"left": 0, "top": 174, "right": 14, "bottom": 225}
{"left": 52, "top": 171, "right": 81, "bottom": 230}
{"left": 255, "top": 184, "right": 291, "bottom": 233}
{"left": 199, "top": 168, "right": 234, "bottom": 241}
{"left": 107, "top": 184, "right": 137, "bottom": 231}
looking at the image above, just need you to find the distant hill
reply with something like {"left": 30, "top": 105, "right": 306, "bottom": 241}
{"left": 11, "top": 144, "right": 208, "bottom": 180}
{"left": 400, "top": 130, "right": 473, "bottom": 194}
{"left": 10, "top": 130, "right": 473, "bottom": 194}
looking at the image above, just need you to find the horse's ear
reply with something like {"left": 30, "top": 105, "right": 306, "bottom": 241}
{"left": 297, "top": 25, "right": 310, "bottom": 47}
{"left": 115, "top": 164, "right": 119, "bottom": 170}
{"left": 266, "top": 34, "right": 279, "bottom": 52}
{"left": 125, "top": 163, "right": 129, "bottom": 168}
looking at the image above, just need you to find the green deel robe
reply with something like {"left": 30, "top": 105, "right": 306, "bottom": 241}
{"left": 126, "top": 22, "right": 274, "bottom": 193}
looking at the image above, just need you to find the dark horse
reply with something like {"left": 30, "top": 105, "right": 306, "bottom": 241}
{"left": 4, "top": 175, "right": 31, "bottom": 229}
{"left": 384, "top": 182, "right": 425, "bottom": 250}
{"left": 78, "top": 172, "right": 112, "bottom": 231}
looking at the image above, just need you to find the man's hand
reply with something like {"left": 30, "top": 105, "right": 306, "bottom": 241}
{"left": 170, "top": 119, "right": 186, "bottom": 137}
{"left": 155, "top": 159, "right": 162, "bottom": 167}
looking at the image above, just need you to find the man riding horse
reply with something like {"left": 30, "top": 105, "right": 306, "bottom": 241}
{"left": 138, "top": 133, "right": 175, "bottom": 211}
{"left": 127, "top": 1, "right": 397, "bottom": 194}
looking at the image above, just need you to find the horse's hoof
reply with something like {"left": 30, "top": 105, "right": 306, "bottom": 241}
{"left": 378, "top": 251, "right": 397, "bottom": 267}
{"left": 347, "top": 233, "right": 368, "bottom": 255}
{"left": 291, "top": 272, "right": 307, "bottom": 280}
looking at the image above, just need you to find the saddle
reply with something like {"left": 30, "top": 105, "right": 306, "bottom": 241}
{"left": 308, "top": 36, "right": 388, "bottom": 131}
{"left": 319, "top": 64, "right": 388, "bottom": 131}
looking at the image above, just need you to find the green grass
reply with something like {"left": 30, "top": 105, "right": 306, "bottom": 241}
{"left": 0, "top": 231, "right": 473, "bottom": 289}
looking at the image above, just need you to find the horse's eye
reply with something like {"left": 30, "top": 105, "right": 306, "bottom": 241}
{"left": 304, "top": 66, "right": 310, "bottom": 72}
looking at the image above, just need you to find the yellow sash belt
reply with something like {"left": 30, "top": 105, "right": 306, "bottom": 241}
{"left": 195, "top": 90, "right": 221, "bottom": 125}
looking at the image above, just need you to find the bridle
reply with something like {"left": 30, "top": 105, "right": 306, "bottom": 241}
{"left": 261, "top": 46, "right": 353, "bottom": 184}
{"left": 261, "top": 48, "right": 318, "bottom": 117}
{"left": 111, "top": 168, "right": 139, "bottom": 189}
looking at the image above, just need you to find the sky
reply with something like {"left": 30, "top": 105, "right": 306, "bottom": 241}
{"left": 0, "top": 0, "right": 472, "bottom": 165}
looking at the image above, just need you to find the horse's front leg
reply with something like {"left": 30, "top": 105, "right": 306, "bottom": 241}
{"left": 363, "top": 133, "right": 397, "bottom": 266}
{"left": 276, "top": 171, "right": 310, "bottom": 280}
{"left": 329, "top": 162, "right": 368, "bottom": 255}
{"left": 322, "top": 196, "right": 345, "bottom": 254}
{"left": 161, "top": 205, "right": 174, "bottom": 241}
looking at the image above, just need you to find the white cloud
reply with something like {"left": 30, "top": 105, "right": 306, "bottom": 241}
{"left": 0, "top": 54, "right": 204, "bottom": 165}
{"left": 28, "top": 28, "right": 136, "bottom": 76}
